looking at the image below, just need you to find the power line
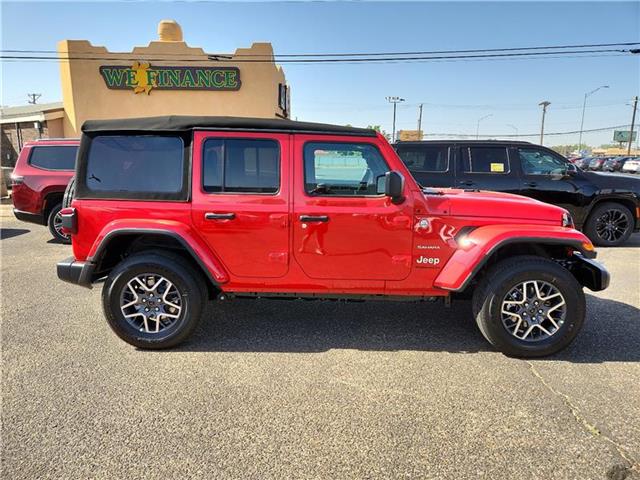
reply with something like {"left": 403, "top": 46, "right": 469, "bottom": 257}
{"left": 1, "top": 52, "right": 631, "bottom": 66}
{"left": 418, "top": 124, "right": 632, "bottom": 139}
{"left": 2, "top": 41, "right": 638, "bottom": 58}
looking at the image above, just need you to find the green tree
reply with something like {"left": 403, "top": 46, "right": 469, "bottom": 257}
{"left": 367, "top": 125, "right": 391, "bottom": 141}
{"left": 550, "top": 144, "right": 588, "bottom": 156}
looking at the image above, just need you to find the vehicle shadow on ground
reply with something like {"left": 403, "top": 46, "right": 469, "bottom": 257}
{"left": 620, "top": 234, "right": 640, "bottom": 248}
{"left": 175, "top": 294, "right": 640, "bottom": 362}
{"left": 0, "top": 228, "right": 30, "bottom": 240}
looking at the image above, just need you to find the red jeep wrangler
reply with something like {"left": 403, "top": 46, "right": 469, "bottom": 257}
{"left": 11, "top": 138, "right": 79, "bottom": 243}
{"left": 57, "top": 117, "right": 609, "bottom": 357}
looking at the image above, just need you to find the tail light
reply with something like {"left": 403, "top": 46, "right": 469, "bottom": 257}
{"left": 10, "top": 173, "right": 24, "bottom": 186}
{"left": 60, "top": 207, "right": 77, "bottom": 235}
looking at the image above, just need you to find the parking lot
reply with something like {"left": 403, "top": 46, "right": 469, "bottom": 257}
{"left": 1, "top": 203, "right": 639, "bottom": 479}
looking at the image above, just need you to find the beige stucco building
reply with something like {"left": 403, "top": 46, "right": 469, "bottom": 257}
{"left": 57, "top": 19, "right": 289, "bottom": 137}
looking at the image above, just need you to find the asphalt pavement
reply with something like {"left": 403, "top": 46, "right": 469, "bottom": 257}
{"left": 1, "top": 204, "right": 639, "bottom": 479}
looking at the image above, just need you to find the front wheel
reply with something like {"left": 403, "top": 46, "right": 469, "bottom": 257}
{"left": 472, "top": 256, "right": 585, "bottom": 358}
{"left": 584, "top": 202, "right": 633, "bottom": 247}
{"left": 102, "top": 252, "right": 205, "bottom": 349}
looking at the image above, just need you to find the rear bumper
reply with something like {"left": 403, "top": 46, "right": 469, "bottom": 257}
{"left": 570, "top": 255, "right": 610, "bottom": 292}
{"left": 13, "top": 208, "right": 45, "bottom": 226}
{"left": 56, "top": 256, "right": 95, "bottom": 288}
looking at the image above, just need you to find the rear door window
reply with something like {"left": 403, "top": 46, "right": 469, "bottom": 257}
{"left": 29, "top": 145, "right": 77, "bottom": 171}
{"left": 202, "top": 138, "right": 280, "bottom": 194}
{"left": 461, "top": 146, "right": 510, "bottom": 174}
{"left": 84, "top": 135, "right": 184, "bottom": 195}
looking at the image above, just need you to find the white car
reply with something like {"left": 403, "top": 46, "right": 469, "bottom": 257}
{"left": 621, "top": 159, "right": 640, "bottom": 174}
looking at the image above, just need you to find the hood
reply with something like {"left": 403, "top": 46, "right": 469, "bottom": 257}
{"left": 428, "top": 189, "right": 565, "bottom": 223}
{"left": 581, "top": 171, "right": 640, "bottom": 194}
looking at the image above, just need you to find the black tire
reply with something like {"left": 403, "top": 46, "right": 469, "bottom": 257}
{"left": 472, "top": 255, "right": 585, "bottom": 358}
{"left": 584, "top": 202, "right": 634, "bottom": 247}
{"left": 102, "top": 252, "right": 205, "bottom": 349}
{"left": 47, "top": 203, "right": 71, "bottom": 244}
{"left": 62, "top": 176, "right": 75, "bottom": 208}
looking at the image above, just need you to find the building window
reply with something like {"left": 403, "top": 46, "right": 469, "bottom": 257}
{"left": 203, "top": 138, "right": 280, "bottom": 194}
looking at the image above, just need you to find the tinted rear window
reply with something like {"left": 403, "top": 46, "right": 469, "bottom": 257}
{"left": 85, "top": 136, "right": 184, "bottom": 194}
{"left": 29, "top": 146, "right": 77, "bottom": 170}
{"left": 396, "top": 146, "right": 449, "bottom": 172}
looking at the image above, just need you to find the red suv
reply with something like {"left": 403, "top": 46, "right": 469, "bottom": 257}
{"left": 57, "top": 116, "right": 609, "bottom": 357}
{"left": 11, "top": 139, "right": 79, "bottom": 242}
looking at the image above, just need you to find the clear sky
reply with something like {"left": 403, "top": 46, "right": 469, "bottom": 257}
{"left": 1, "top": 1, "right": 639, "bottom": 147}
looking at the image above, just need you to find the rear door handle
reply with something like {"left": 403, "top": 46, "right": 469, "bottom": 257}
{"left": 205, "top": 212, "right": 236, "bottom": 220}
{"left": 299, "top": 215, "right": 329, "bottom": 223}
{"left": 524, "top": 181, "right": 538, "bottom": 187}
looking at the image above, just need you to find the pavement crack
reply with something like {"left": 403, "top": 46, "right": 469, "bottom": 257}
{"left": 526, "top": 360, "right": 639, "bottom": 475}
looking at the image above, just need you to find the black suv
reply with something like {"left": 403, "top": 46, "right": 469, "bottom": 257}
{"left": 394, "top": 140, "right": 640, "bottom": 246}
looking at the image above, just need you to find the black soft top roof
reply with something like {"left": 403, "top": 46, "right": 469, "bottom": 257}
{"left": 81, "top": 115, "right": 376, "bottom": 137}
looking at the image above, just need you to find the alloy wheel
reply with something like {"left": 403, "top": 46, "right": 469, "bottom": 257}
{"left": 120, "top": 274, "right": 183, "bottom": 333}
{"left": 595, "top": 209, "right": 629, "bottom": 243}
{"left": 53, "top": 211, "right": 70, "bottom": 241}
{"left": 500, "top": 280, "right": 566, "bottom": 342}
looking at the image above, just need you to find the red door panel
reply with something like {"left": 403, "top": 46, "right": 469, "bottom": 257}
{"left": 292, "top": 134, "right": 413, "bottom": 281}
{"left": 191, "top": 131, "right": 290, "bottom": 279}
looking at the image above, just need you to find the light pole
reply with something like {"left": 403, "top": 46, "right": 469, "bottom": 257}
{"left": 628, "top": 96, "right": 638, "bottom": 155}
{"left": 476, "top": 114, "right": 492, "bottom": 139}
{"left": 506, "top": 124, "right": 519, "bottom": 138}
{"left": 386, "top": 96, "right": 405, "bottom": 143}
{"left": 578, "top": 85, "right": 609, "bottom": 152}
{"left": 539, "top": 101, "right": 551, "bottom": 145}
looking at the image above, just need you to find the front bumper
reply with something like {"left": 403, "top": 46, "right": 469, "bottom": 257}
{"left": 569, "top": 255, "right": 610, "bottom": 292}
{"left": 13, "top": 208, "right": 45, "bottom": 226}
{"left": 57, "top": 256, "right": 95, "bottom": 288}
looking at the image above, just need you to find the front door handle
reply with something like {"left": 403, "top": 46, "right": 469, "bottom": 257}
{"left": 299, "top": 215, "right": 329, "bottom": 223}
{"left": 205, "top": 212, "right": 236, "bottom": 220}
{"left": 458, "top": 180, "right": 474, "bottom": 186}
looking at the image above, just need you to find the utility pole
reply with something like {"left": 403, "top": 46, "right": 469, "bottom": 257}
{"left": 578, "top": 85, "right": 609, "bottom": 152}
{"left": 27, "top": 93, "right": 41, "bottom": 104}
{"left": 628, "top": 96, "right": 638, "bottom": 155}
{"left": 476, "top": 114, "right": 492, "bottom": 139}
{"left": 386, "top": 96, "right": 405, "bottom": 143}
{"left": 539, "top": 101, "right": 551, "bottom": 145}
{"left": 417, "top": 103, "right": 423, "bottom": 140}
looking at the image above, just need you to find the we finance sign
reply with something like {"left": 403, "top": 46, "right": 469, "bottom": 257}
{"left": 99, "top": 62, "right": 241, "bottom": 94}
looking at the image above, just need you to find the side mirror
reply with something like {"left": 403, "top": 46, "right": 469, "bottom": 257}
{"left": 566, "top": 163, "right": 578, "bottom": 175}
{"left": 384, "top": 171, "right": 405, "bottom": 204}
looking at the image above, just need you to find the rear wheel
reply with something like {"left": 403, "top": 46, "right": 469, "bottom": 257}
{"left": 584, "top": 202, "right": 633, "bottom": 247}
{"left": 47, "top": 203, "right": 70, "bottom": 244}
{"left": 472, "top": 256, "right": 585, "bottom": 358}
{"left": 102, "top": 252, "right": 205, "bottom": 349}
{"left": 62, "top": 176, "right": 75, "bottom": 208}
